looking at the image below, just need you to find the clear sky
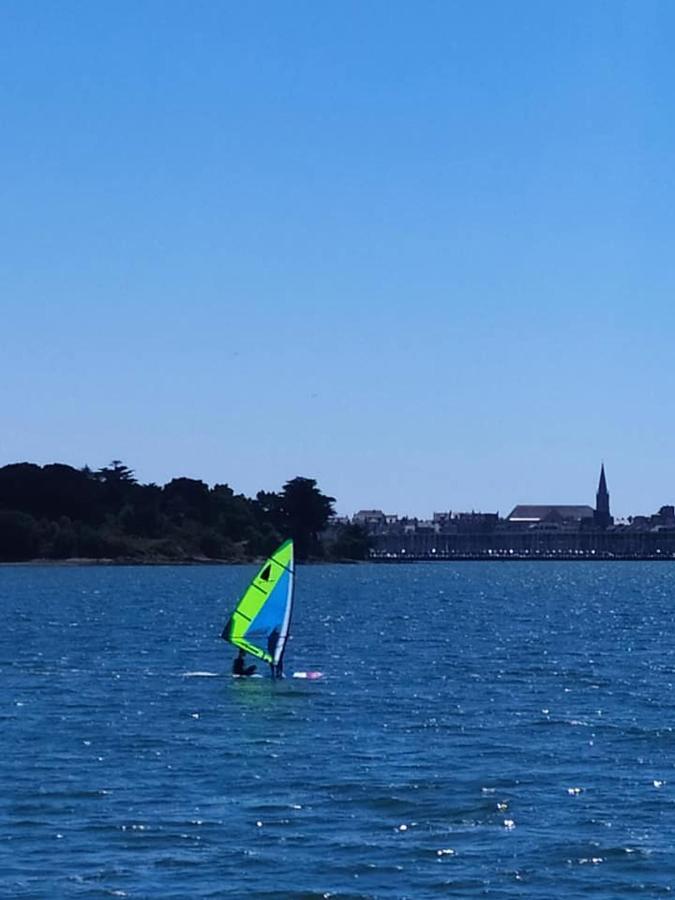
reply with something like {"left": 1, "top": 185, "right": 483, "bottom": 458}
{"left": 2, "top": 1, "right": 674, "bottom": 519}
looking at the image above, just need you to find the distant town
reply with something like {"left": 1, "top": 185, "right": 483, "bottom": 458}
{"left": 341, "top": 466, "right": 675, "bottom": 560}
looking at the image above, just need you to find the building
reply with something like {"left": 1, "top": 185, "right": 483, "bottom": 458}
{"left": 353, "top": 509, "right": 384, "bottom": 526}
{"left": 353, "top": 510, "right": 400, "bottom": 530}
{"left": 506, "top": 464, "right": 612, "bottom": 530}
{"left": 506, "top": 505, "right": 595, "bottom": 527}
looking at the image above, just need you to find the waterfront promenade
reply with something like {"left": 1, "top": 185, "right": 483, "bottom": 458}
{"left": 371, "top": 529, "right": 675, "bottom": 561}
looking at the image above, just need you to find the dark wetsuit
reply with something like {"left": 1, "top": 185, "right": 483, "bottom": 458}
{"left": 232, "top": 654, "right": 256, "bottom": 677}
{"left": 267, "top": 629, "right": 283, "bottom": 679}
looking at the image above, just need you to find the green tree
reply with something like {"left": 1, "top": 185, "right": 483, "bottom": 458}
{"left": 0, "top": 510, "right": 39, "bottom": 561}
{"left": 95, "top": 461, "right": 137, "bottom": 514}
{"left": 211, "top": 483, "right": 258, "bottom": 541}
{"left": 278, "top": 477, "right": 335, "bottom": 560}
{"left": 119, "top": 484, "right": 163, "bottom": 537}
{"left": 162, "top": 477, "right": 211, "bottom": 524}
{"left": 49, "top": 516, "right": 78, "bottom": 559}
{"left": 254, "top": 490, "right": 284, "bottom": 529}
{"left": 96, "top": 460, "right": 136, "bottom": 484}
{"left": 330, "top": 523, "right": 372, "bottom": 560}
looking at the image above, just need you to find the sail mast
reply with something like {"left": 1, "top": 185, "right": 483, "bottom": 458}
{"left": 273, "top": 542, "right": 295, "bottom": 669}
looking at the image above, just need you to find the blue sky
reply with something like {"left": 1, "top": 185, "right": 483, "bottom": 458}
{"left": 2, "top": 1, "right": 674, "bottom": 518}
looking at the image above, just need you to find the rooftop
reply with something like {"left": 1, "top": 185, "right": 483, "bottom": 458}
{"left": 507, "top": 505, "right": 595, "bottom": 523}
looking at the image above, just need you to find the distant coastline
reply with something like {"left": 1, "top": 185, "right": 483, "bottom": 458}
{"left": 3, "top": 553, "right": 674, "bottom": 567}
{"left": 0, "top": 556, "right": 367, "bottom": 567}
{"left": 0, "top": 461, "right": 370, "bottom": 565}
{"left": 0, "top": 556, "right": 234, "bottom": 566}
{"left": 3, "top": 460, "right": 674, "bottom": 566}
{"left": 359, "top": 465, "right": 675, "bottom": 562}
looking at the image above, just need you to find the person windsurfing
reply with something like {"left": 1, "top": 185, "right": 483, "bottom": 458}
{"left": 232, "top": 648, "right": 257, "bottom": 677}
{"left": 268, "top": 628, "right": 283, "bottom": 679}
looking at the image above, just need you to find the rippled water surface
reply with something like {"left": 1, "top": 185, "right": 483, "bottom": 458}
{"left": 3, "top": 562, "right": 675, "bottom": 898}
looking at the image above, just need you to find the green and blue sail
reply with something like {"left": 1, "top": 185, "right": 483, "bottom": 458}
{"left": 221, "top": 539, "right": 294, "bottom": 667}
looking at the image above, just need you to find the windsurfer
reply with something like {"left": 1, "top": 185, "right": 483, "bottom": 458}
{"left": 268, "top": 628, "right": 283, "bottom": 679}
{"left": 222, "top": 540, "right": 294, "bottom": 681}
{"left": 232, "top": 648, "right": 257, "bottom": 677}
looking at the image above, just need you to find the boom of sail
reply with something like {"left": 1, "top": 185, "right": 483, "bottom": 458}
{"left": 221, "top": 539, "right": 294, "bottom": 668}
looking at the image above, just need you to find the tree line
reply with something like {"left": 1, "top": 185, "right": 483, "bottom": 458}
{"left": 0, "top": 461, "right": 371, "bottom": 563}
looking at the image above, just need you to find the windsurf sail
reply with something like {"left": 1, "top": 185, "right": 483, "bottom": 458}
{"left": 221, "top": 539, "right": 294, "bottom": 668}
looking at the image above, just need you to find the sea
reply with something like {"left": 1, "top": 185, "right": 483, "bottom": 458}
{"left": 2, "top": 562, "right": 675, "bottom": 899}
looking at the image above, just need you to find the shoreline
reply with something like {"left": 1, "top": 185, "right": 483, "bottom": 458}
{"left": 0, "top": 556, "right": 366, "bottom": 567}
{"left": 1, "top": 555, "right": 675, "bottom": 566}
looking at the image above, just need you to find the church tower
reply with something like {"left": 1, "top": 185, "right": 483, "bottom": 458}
{"left": 594, "top": 463, "right": 612, "bottom": 528}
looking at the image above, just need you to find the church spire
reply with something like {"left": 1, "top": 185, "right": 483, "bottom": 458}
{"left": 594, "top": 463, "right": 612, "bottom": 528}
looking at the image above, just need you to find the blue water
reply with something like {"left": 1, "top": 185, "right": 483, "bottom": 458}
{"left": 2, "top": 563, "right": 675, "bottom": 898}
